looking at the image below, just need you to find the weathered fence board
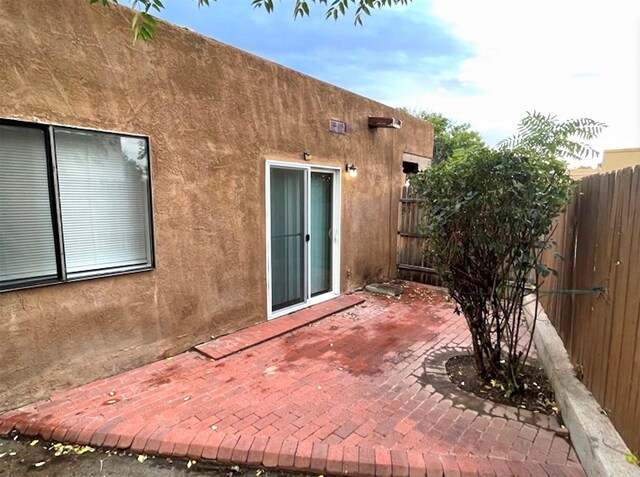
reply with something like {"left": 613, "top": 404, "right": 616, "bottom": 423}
{"left": 540, "top": 165, "right": 640, "bottom": 455}
{"left": 396, "top": 185, "right": 442, "bottom": 286}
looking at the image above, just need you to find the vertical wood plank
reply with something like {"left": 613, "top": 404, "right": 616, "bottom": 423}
{"left": 603, "top": 168, "right": 634, "bottom": 412}
{"left": 537, "top": 167, "right": 640, "bottom": 455}
{"left": 586, "top": 172, "right": 615, "bottom": 395}
{"left": 614, "top": 166, "right": 640, "bottom": 453}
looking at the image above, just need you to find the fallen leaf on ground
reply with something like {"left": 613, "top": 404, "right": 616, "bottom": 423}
{"left": 137, "top": 455, "right": 148, "bottom": 463}
{"left": 34, "top": 461, "right": 46, "bottom": 467}
{"left": 29, "top": 440, "right": 39, "bottom": 446}
{"left": 50, "top": 443, "right": 95, "bottom": 456}
{"left": 625, "top": 450, "right": 639, "bottom": 466}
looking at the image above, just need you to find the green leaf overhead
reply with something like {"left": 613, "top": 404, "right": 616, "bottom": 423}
{"left": 89, "top": 0, "right": 412, "bottom": 41}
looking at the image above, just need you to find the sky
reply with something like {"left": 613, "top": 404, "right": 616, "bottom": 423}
{"left": 157, "top": 0, "right": 640, "bottom": 167}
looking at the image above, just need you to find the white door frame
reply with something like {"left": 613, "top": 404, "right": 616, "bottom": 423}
{"left": 265, "top": 160, "right": 341, "bottom": 320}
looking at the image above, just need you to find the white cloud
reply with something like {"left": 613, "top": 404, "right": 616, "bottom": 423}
{"left": 391, "top": 0, "right": 640, "bottom": 166}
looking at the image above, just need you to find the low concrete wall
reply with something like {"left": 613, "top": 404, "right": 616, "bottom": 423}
{"left": 0, "top": 0, "right": 433, "bottom": 409}
{"left": 523, "top": 299, "right": 640, "bottom": 477}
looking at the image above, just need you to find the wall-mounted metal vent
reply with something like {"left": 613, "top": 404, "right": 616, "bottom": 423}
{"left": 329, "top": 119, "right": 347, "bottom": 135}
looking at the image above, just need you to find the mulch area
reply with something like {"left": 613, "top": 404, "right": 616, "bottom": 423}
{"left": 446, "top": 355, "right": 559, "bottom": 417}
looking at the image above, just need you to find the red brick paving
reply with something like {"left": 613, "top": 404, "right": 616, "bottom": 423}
{"left": 0, "top": 283, "right": 585, "bottom": 476}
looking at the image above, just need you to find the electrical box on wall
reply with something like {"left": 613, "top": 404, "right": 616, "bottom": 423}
{"left": 329, "top": 119, "right": 347, "bottom": 135}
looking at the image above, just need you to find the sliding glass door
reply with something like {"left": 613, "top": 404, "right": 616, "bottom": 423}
{"left": 310, "top": 172, "right": 333, "bottom": 296}
{"left": 270, "top": 167, "right": 306, "bottom": 311}
{"left": 267, "top": 163, "right": 339, "bottom": 318}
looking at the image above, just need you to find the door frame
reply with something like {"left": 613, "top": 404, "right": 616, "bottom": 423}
{"left": 265, "top": 160, "right": 341, "bottom": 320}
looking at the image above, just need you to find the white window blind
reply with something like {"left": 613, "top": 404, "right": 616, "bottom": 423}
{"left": 0, "top": 125, "right": 58, "bottom": 283}
{"left": 54, "top": 128, "right": 151, "bottom": 277}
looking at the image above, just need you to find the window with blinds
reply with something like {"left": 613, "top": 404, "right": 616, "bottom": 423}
{"left": 0, "top": 120, "right": 154, "bottom": 291}
{"left": 0, "top": 124, "right": 58, "bottom": 285}
{"left": 54, "top": 129, "right": 152, "bottom": 277}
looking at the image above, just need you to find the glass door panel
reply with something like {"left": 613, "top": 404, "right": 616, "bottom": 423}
{"left": 270, "top": 167, "right": 306, "bottom": 311}
{"left": 310, "top": 172, "right": 333, "bottom": 296}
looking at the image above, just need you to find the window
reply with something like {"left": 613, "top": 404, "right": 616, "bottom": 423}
{"left": 0, "top": 120, "right": 154, "bottom": 291}
{"left": 0, "top": 124, "right": 58, "bottom": 284}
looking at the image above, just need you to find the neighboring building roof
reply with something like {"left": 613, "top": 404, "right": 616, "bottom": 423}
{"left": 569, "top": 148, "right": 640, "bottom": 179}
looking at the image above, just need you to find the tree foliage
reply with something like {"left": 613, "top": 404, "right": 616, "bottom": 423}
{"left": 411, "top": 149, "right": 572, "bottom": 392}
{"left": 410, "top": 111, "right": 604, "bottom": 393}
{"left": 405, "top": 110, "right": 486, "bottom": 165}
{"left": 88, "top": 0, "right": 412, "bottom": 41}
{"left": 498, "top": 111, "right": 607, "bottom": 162}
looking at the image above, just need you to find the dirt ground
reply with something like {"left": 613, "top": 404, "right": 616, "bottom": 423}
{"left": 0, "top": 436, "right": 313, "bottom": 477}
{"left": 446, "top": 354, "right": 559, "bottom": 417}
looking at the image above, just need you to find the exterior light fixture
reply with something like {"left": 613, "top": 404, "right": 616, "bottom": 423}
{"left": 303, "top": 150, "right": 311, "bottom": 161}
{"left": 345, "top": 163, "right": 358, "bottom": 178}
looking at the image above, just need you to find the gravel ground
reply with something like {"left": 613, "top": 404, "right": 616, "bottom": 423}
{"left": 0, "top": 435, "right": 313, "bottom": 477}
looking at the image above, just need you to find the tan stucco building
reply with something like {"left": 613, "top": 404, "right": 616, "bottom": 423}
{"left": 600, "top": 148, "right": 640, "bottom": 172}
{"left": 0, "top": 0, "right": 433, "bottom": 409}
{"left": 569, "top": 148, "right": 640, "bottom": 179}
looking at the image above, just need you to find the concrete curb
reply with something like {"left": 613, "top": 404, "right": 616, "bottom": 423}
{"left": 523, "top": 299, "right": 640, "bottom": 477}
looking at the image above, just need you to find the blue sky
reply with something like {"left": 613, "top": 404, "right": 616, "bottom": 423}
{"left": 158, "top": 0, "right": 640, "bottom": 166}
{"left": 157, "top": 1, "right": 472, "bottom": 100}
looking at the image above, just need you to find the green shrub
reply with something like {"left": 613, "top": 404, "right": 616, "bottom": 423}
{"left": 410, "top": 147, "right": 572, "bottom": 392}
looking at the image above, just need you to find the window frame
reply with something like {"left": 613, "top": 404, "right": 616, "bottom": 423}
{"left": 0, "top": 118, "right": 156, "bottom": 293}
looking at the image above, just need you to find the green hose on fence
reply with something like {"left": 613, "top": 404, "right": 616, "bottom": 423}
{"left": 538, "top": 286, "right": 605, "bottom": 295}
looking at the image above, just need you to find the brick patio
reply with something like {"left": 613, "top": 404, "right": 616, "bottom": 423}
{"left": 0, "top": 283, "right": 585, "bottom": 476}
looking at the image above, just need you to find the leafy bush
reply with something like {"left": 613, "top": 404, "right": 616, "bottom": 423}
{"left": 410, "top": 147, "right": 572, "bottom": 392}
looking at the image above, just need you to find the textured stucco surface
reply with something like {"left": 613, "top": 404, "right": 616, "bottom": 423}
{"left": 0, "top": 0, "right": 433, "bottom": 409}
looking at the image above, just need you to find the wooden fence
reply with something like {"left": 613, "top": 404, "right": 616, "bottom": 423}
{"left": 539, "top": 165, "right": 640, "bottom": 455}
{"left": 396, "top": 185, "right": 442, "bottom": 286}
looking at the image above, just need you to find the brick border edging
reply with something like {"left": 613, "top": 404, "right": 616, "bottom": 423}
{"left": 523, "top": 299, "right": 640, "bottom": 477}
{"left": 420, "top": 346, "right": 564, "bottom": 433}
{"left": 0, "top": 419, "right": 580, "bottom": 477}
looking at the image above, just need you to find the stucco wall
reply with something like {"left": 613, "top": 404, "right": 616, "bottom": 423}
{"left": 0, "top": 0, "right": 433, "bottom": 409}
{"left": 601, "top": 148, "right": 640, "bottom": 172}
